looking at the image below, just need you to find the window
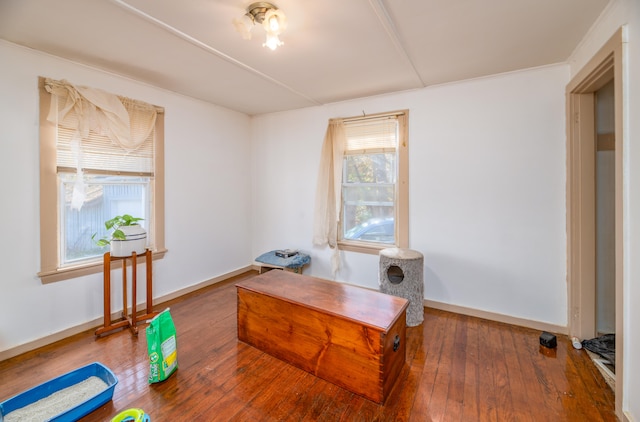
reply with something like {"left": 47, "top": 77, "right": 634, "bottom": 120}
{"left": 59, "top": 175, "right": 151, "bottom": 265}
{"left": 339, "top": 112, "right": 408, "bottom": 252}
{"left": 313, "top": 110, "right": 408, "bottom": 259}
{"left": 38, "top": 77, "right": 166, "bottom": 283}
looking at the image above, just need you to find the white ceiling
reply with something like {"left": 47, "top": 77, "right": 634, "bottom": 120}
{"left": 0, "top": 0, "right": 610, "bottom": 115}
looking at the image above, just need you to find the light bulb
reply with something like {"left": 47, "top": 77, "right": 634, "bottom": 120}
{"left": 268, "top": 15, "right": 279, "bottom": 32}
{"left": 233, "top": 14, "right": 253, "bottom": 40}
{"left": 263, "top": 33, "right": 282, "bottom": 50}
{"left": 263, "top": 9, "right": 286, "bottom": 36}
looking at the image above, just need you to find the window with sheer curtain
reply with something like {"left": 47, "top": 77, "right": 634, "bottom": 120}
{"left": 38, "top": 77, "right": 166, "bottom": 283}
{"left": 314, "top": 110, "right": 408, "bottom": 269}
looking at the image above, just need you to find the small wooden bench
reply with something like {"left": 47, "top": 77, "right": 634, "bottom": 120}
{"left": 236, "top": 270, "right": 408, "bottom": 403}
{"left": 254, "top": 250, "right": 311, "bottom": 274}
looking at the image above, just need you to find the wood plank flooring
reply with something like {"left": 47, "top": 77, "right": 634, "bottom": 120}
{"left": 0, "top": 271, "right": 617, "bottom": 421}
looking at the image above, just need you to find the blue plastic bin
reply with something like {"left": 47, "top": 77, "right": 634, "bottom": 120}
{"left": 0, "top": 362, "right": 118, "bottom": 421}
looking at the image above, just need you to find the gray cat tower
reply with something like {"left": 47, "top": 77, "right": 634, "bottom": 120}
{"left": 379, "top": 248, "right": 424, "bottom": 327}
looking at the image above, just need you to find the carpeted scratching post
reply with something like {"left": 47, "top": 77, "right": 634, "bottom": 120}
{"left": 379, "top": 248, "right": 424, "bottom": 327}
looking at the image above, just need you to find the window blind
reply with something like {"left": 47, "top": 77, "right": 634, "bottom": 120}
{"left": 56, "top": 124, "right": 155, "bottom": 175}
{"left": 343, "top": 117, "right": 398, "bottom": 154}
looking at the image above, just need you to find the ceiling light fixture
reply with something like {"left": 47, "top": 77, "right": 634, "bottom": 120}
{"left": 233, "top": 2, "right": 287, "bottom": 51}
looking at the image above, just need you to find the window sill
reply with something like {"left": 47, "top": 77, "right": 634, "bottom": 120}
{"left": 38, "top": 249, "right": 167, "bottom": 284}
{"left": 337, "top": 240, "right": 395, "bottom": 255}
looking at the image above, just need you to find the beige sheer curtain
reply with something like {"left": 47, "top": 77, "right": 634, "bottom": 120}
{"left": 313, "top": 119, "right": 346, "bottom": 276}
{"left": 45, "top": 78, "right": 157, "bottom": 151}
{"left": 44, "top": 78, "right": 157, "bottom": 209}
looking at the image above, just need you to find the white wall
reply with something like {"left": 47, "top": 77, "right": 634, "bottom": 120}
{"left": 0, "top": 41, "right": 253, "bottom": 354}
{"left": 568, "top": 0, "right": 639, "bottom": 419}
{"left": 251, "top": 64, "right": 569, "bottom": 327}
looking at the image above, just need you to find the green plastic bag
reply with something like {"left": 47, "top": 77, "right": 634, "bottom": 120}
{"left": 146, "top": 308, "right": 178, "bottom": 383}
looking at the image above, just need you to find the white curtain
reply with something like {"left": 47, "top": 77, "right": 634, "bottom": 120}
{"left": 313, "top": 119, "right": 346, "bottom": 276}
{"left": 44, "top": 78, "right": 157, "bottom": 209}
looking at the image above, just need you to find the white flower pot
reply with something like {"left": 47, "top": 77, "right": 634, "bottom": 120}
{"left": 110, "top": 225, "right": 148, "bottom": 257}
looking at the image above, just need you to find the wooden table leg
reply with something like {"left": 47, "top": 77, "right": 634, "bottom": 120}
{"left": 146, "top": 249, "right": 153, "bottom": 315}
{"left": 97, "top": 252, "right": 129, "bottom": 336}
{"left": 135, "top": 249, "right": 158, "bottom": 325}
{"left": 131, "top": 252, "right": 138, "bottom": 335}
{"left": 103, "top": 253, "right": 111, "bottom": 328}
{"left": 122, "top": 256, "right": 128, "bottom": 320}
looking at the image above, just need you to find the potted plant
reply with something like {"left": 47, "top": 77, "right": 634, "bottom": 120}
{"left": 92, "top": 214, "right": 147, "bottom": 257}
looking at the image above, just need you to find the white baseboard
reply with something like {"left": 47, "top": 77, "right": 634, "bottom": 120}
{"left": 424, "top": 299, "right": 568, "bottom": 335}
{"left": 152, "top": 266, "right": 253, "bottom": 305}
{"left": 0, "top": 266, "right": 254, "bottom": 362}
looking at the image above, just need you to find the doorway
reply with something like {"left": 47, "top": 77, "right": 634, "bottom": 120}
{"left": 566, "top": 28, "right": 624, "bottom": 418}
{"left": 595, "top": 79, "right": 615, "bottom": 338}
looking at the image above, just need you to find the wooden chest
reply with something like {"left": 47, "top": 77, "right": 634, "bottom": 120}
{"left": 236, "top": 270, "right": 408, "bottom": 403}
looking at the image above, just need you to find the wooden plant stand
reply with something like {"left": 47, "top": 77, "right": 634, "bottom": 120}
{"left": 95, "top": 249, "right": 158, "bottom": 337}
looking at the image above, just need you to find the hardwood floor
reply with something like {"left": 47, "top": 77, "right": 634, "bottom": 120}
{"left": 0, "top": 271, "right": 616, "bottom": 421}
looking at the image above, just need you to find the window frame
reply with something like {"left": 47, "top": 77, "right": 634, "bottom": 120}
{"left": 337, "top": 110, "right": 409, "bottom": 254}
{"left": 37, "top": 77, "right": 166, "bottom": 283}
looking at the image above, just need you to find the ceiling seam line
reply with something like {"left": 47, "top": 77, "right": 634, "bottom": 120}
{"left": 367, "top": 0, "right": 425, "bottom": 87}
{"left": 109, "top": 0, "right": 322, "bottom": 107}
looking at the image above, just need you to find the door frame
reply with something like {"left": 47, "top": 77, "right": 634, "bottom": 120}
{"left": 566, "top": 27, "right": 625, "bottom": 418}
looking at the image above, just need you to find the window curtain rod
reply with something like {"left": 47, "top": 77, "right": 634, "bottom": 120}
{"left": 339, "top": 110, "right": 405, "bottom": 124}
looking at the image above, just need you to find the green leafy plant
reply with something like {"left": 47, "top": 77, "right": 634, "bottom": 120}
{"left": 92, "top": 214, "right": 144, "bottom": 247}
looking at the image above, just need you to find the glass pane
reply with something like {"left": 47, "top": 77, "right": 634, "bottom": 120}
{"left": 344, "top": 153, "right": 396, "bottom": 184}
{"left": 342, "top": 152, "right": 396, "bottom": 244}
{"left": 59, "top": 173, "right": 151, "bottom": 265}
